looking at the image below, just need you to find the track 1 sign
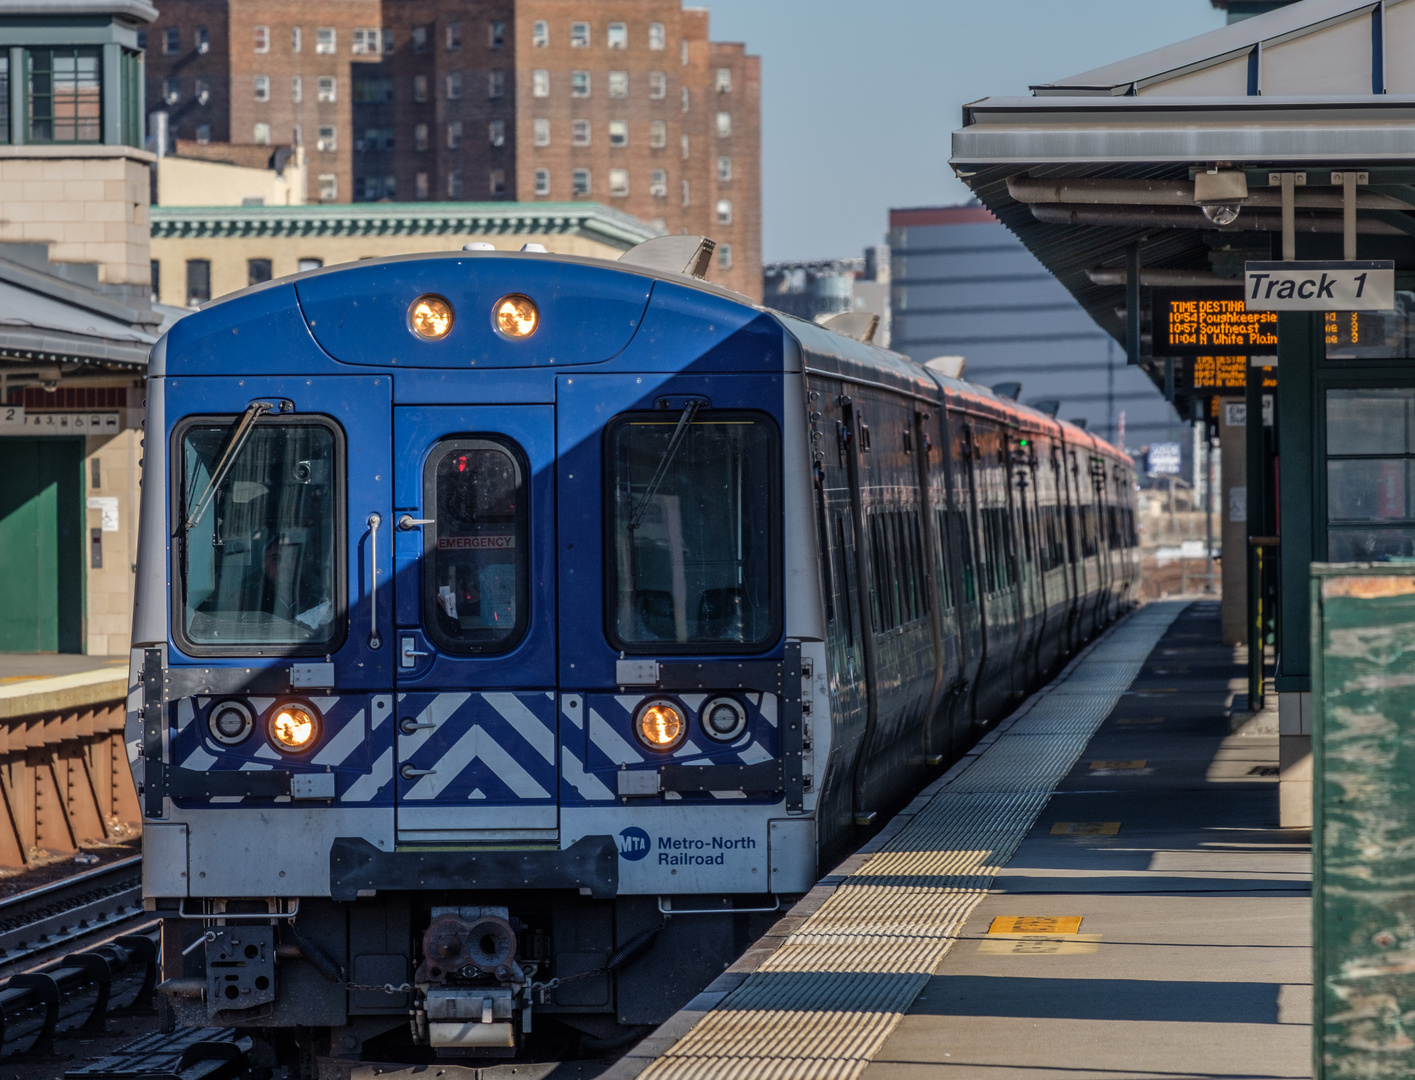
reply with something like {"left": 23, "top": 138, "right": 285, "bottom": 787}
{"left": 1244, "top": 260, "right": 1394, "bottom": 312}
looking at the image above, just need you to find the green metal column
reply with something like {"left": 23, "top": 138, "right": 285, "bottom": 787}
{"left": 1276, "top": 311, "right": 1316, "bottom": 693}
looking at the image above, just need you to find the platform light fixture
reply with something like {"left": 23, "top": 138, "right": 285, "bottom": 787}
{"left": 410, "top": 295, "right": 454, "bottom": 339}
{"left": 269, "top": 701, "right": 321, "bottom": 753}
{"left": 494, "top": 293, "right": 539, "bottom": 338}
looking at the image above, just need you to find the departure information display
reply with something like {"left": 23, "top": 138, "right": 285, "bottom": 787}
{"left": 1152, "top": 287, "right": 1278, "bottom": 355}
{"left": 1189, "top": 356, "right": 1248, "bottom": 389}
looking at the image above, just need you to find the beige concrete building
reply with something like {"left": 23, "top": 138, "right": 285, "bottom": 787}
{"left": 149, "top": 199, "right": 661, "bottom": 305}
{"left": 156, "top": 141, "right": 307, "bottom": 207}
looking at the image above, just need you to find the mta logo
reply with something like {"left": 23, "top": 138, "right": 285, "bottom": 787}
{"left": 617, "top": 827, "right": 651, "bottom": 861}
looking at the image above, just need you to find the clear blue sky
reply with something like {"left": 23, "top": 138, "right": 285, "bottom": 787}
{"left": 699, "top": 1, "right": 1230, "bottom": 263}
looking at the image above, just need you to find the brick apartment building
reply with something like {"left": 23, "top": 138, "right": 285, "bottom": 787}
{"left": 141, "top": 1, "right": 761, "bottom": 297}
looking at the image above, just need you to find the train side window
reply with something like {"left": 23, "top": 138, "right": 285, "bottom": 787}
{"left": 176, "top": 416, "right": 343, "bottom": 654}
{"left": 833, "top": 514, "right": 853, "bottom": 646}
{"left": 605, "top": 411, "right": 779, "bottom": 651}
{"left": 423, "top": 438, "right": 529, "bottom": 654}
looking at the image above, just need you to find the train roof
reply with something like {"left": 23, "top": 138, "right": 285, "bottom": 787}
{"left": 161, "top": 244, "right": 1131, "bottom": 467}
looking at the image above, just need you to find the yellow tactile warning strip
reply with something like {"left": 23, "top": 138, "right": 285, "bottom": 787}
{"left": 1051, "top": 821, "right": 1122, "bottom": 836}
{"left": 630, "top": 603, "right": 1183, "bottom": 1080}
{"left": 988, "top": 916, "right": 1083, "bottom": 934}
{"left": 978, "top": 934, "right": 1103, "bottom": 955}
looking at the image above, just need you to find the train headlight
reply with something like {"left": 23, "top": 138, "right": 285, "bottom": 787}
{"left": 410, "top": 295, "right": 454, "bottom": 339}
{"left": 635, "top": 700, "right": 685, "bottom": 751}
{"left": 493, "top": 294, "right": 539, "bottom": 339}
{"left": 701, "top": 697, "right": 748, "bottom": 742}
{"left": 208, "top": 700, "right": 254, "bottom": 746}
{"left": 269, "top": 702, "right": 321, "bottom": 753}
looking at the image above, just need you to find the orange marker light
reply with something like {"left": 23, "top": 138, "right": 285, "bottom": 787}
{"left": 410, "top": 295, "right": 454, "bottom": 339}
{"left": 494, "top": 294, "right": 539, "bottom": 338}
{"left": 269, "top": 703, "right": 320, "bottom": 752}
{"left": 637, "top": 702, "right": 684, "bottom": 751}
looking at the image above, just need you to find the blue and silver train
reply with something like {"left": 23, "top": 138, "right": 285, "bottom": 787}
{"left": 127, "top": 235, "right": 1138, "bottom": 1061}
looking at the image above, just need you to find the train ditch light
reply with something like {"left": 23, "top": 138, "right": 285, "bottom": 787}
{"left": 410, "top": 295, "right": 454, "bottom": 339}
{"left": 494, "top": 293, "right": 539, "bottom": 338}
{"left": 636, "top": 700, "right": 685, "bottom": 751}
{"left": 269, "top": 702, "right": 321, "bottom": 753}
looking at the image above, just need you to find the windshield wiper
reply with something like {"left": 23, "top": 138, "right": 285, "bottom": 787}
{"left": 629, "top": 399, "right": 702, "bottom": 530}
{"left": 184, "top": 401, "right": 273, "bottom": 531}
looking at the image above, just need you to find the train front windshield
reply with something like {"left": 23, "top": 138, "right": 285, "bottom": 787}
{"left": 608, "top": 412, "right": 777, "bottom": 649}
{"left": 178, "top": 419, "right": 341, "bottom": 650}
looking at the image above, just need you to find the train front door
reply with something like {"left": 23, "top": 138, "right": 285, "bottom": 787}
{"left": 390, "top": 406, "right": 559, "bottom": 843}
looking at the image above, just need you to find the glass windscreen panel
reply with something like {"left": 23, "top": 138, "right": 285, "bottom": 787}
{"left": 181, "top": 420, "right": 340, "bottom": 650}
{"left": 608, "top": 412, "right": 777, "bottom": 650}
{"left": 424, "top": 439, "right": 528, "bottom": 653}
{"left": 1326, "top": 292, "right": 1415, "bottom": 359}
{"left": 1326, "top": 388, "right": 1415, "bottom": 561}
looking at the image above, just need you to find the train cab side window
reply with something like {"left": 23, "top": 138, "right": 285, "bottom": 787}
{"left": 423, "top": 438, "right": 529, "bottom": 654}
{"left": 606, "top": 411, "right": 779, "bottom": 651}
{"left": 177, "top": 417, "right": 343, "bottom": 654}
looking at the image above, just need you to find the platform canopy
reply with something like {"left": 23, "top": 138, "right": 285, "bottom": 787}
{"left": 951, "top": 0, "right": 1415, "bottom": 412}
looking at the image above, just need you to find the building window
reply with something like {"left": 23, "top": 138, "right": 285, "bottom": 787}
{"left": 383, "top": 31, "right": 394, "bottom": 53}
{"left": 489, "top": 168, "right": 505, "bottom": 195}
{"left": 535, "top": 168, "right": 550, "bottom": 195}
{"left": 448, "top": 169, "right": 463, "bottom": 197}
{"left": 716, "top": 68, "right": 732, "bottom": 93}
{"left": 534, "top": 118, "right": 549, "bottom": 146}
{"left": 316, "top": 27, "right": 335, "bottom": 54}
{"left": 446, "top": 21, "right": 461, "bottom": 50}
{"left": 358, "top": 126, "right": 393, "bottom": 151}
{"left": 608, "top": 22, "right": 627, "bottom": 49}
{"left": 137, "top": 30, "right": 146, "bottom": 50}
{"left": 149, "top": 258, "right": 159, "bottom": 299}
{"left": 682, "top": 39, "right": 689, "bottom": 65}
{"left": 489, "top": 119, "right": 504, "bottom": 146}
{"left": 571, "top": 119, "right": 590, "bottom": 146}
{"left": 28, "top": 47, "right": 101, "bottom": 143}
{"left": 718, "top": 243, "right": 732, "bottom": 270}
{"left": 253, "top": 75, "right": 269, "bottom": 101}
{"left": 681, "top": 179, "right": 689, "bottom": 206}
{"left": 196, "top": 123, "right": 211, "bottom": 143}
{"left": 253, "top": 122, "right": 271, "bottom": 144}
{"left": 608, "top": 70, "right": 627, "bottom": 98}
{"left": 413, "top": 75, "right": 428, "bottom": 102}
{"left": 318, "top": 173, "right": 337, "bottom": 200}
{"left": 488, "top": 70, "right": 505, "bottom": 97}
{"left": 293, "top": 258, "right": 320, "bottom": 274}
{"left": 649, "top": 169, "right": 666, "bottom": 197}
{"left": 412, "top": 26, "right": 427, "bottom": 53}
{"left": 248, "top": 258, "right": 273, "bottom": 286}
{"left": 533, "top": 21, "right": 549, "bottom": 47}
{"left": 447, "top": 120, "right": 462, "bottom": 148}
{"left": 716, "top": 198, "right": 732, "bottom": 224}
{"left": 572, "top": 168, "right": 590, "bottom": 195}
{"left": 316, "top": 125, "right": 336, "bottom": 151}
{"left": 352, "top": 28, "right": 381, "bottom": 55}
{"left": 681, "top": 133, "right": 689, "bottom": 158}
{"left": 608, "top": 119, "right": 627, "bottom": 147}
{"left": 571, "top": 71, "right": 589, "bottom": 97}
{"left": 489, "top": 21, "right": 504, "bottom": 48}
{"left": 355, "top": 77, "right": 396, "bottom": 104}
{"left": 649, "top": 71, "right": 666, "bottom": 98}
{"left": 716, "top": 111, "right": 731, "bottom": 137}
{"left": 446, "top": 71, "right": 463, "bottom": 99}
{"left": 253, "top": 25, "right": 269, "bottom": 53}
{"left": 292, "top": 123, "right": 301, "bottom": 146}
{"left": 163, "top": 27, "right": 180, "bottom": 54}
{"left": 291, "top": 26, "right": 302, "bottom": 52}
{"left": 649, "top": 22, "right": 665, "bottom": 49}
{"left": 290, "top": 75, "right": 301, "bottom": 103}
{"left": 533, "top": 69, "right": 549, "bottom": 97}
{"left": 194, "top": 76, "right": 210, "bottom": 104}
{"left": 649, "top": 120, "right": 666, "bottom": 148}
{"left": 571, "top": 22, "right": 590, "bottom": 47}
{"left": 415, "top": 172, "right": 428, "bottom": 199}
{"left": 717, "top": 155, "right": 732, "bottom": 181}
{"left": 681, "top": 86, "right": 689, "bottom": 112}
{"left": 414, "top": 123, "right": 428, "bottom": 150}
{"left": 186, "top": 259, "right": 211, "bottom": 305}
{"left": 317, "top": 76, "right": 336, "bottom": 102}
{"left": 163, "top": 77, "right": 180, "bottom": 105}
{"left": 196, "top": 26, "right": 209, "bottom": 53}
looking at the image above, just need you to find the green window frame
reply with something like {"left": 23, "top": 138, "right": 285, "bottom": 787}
{"left": 28, "top": 46, "right": 102, "bottom": 144}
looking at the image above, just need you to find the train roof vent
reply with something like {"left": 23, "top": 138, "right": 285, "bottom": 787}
{"left": 993, "top": 381, "right": 1022, "bottom": 401}
{"left": 924, "top": 355, "right": 966, "bottom": 378}
{"left": 619, "top": 235, "right": 716, "bottom": 279}
{"left": 1070, "top": 418, "right": 1089, "bottom": 430}
{"left": 816, "top": 310, "right": 879, "bottom": 344}
{"left": 1029, "top": 398, "right": 1061, "bottom": 417}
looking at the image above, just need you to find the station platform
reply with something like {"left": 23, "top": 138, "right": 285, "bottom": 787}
{"left": 609, "top": 600, "right": 1312, "bottom": 1080}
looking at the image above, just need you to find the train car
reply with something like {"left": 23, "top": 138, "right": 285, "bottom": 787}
{"left": 127, "top": 236, "right": 1136, "bottom": 1065}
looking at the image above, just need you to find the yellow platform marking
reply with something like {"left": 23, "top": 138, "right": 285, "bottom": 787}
{"left": 988, "top": 916, "right": 1082, "bottom": 935}
{"left": 979, "top": 934, "right": 1102, "bottom": 955}
{"left": 1089, "top": 759, "right": 1147, "bottom": 771}
{"left": 1118, "top": 716, "right": 1164, "bottom": 726}
{"left": 1051, "top": 821, "right": 1121, "bottom": 836}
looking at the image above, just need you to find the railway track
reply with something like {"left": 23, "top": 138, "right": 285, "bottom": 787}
{"left": 0, "top": 855, "right": 147, "bottom": 970}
